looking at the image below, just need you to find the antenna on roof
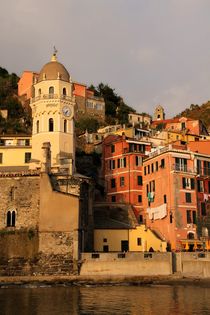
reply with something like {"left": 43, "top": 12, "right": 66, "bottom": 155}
{"left": 53, "top": 46, "right": 58, "bottom": 56}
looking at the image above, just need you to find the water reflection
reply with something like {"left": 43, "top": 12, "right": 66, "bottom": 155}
{"left": 0, "top": 285, "right": 210, "bottom": 315}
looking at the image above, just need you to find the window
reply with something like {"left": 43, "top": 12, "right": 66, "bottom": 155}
{"left": 197, "top": 180, "right": 204, "bottom": 193}
{"left": 182, "top": 178, "right": 195, "bottom": 189}
{"left": 148, "top": 165, "right": 150, "bottom": 174}
{"left": 0, "top": 153, "right": 2, "bottom": 164}
{"left": 160, "top": 159, "right": 165, "bottom": 168}
{"left": 63, "top": 87, "right": 66, "bottom": 96}
{"left": 64, "top": 119, "right": 67, "bottom": 133}
{"left": 120, "top": 177, "right": 125, "bottom": 186}
{"left": 170, "top": 213, "right": 173, "bottom": 223}
{"left": 139, "top": 215, "right": 143, "bottom": 223}
{"left": 103, "top": 238, "right": 107, "bottom": 243}
{"left": 187, "top": 210, "right": 192, "bottom": 223}
{"left": 111, "top": 179, "right": 116, "bottom": 188}
{"left": 109, "top": 160, "right": 115, "bottom": 170}
{"left": 138, "top": 195, "right": 142, "bottom": 203}
{"left": 25, "top": 139, "right": 30, "bottom": 146}
{"left": 137, "top": 238, "right": 142, "bottom": 246}
{"left": 111, "top": 195, "right": 116, "bottom": 202}
{"left": 36, "top": 120, "right": 39, "bottom": 133}
{"left": 118, "top": 157, "right": 126, "bottom": 168}
{"left": 175, "top": 158, "right": 187, "bottom": 172}
{"left": 201, "top": 202, "right": 206, "bottom": 216}
{"left": 6, "top": 210, "right": 16, "bottom": 227}
{"left": 135, "top": 156, "right": 143, "bottom": 166}
{"left": 38, "top": 88, "right": 41, "bottom": 95}
{"left": 151, "top": 163, "right": 154, "bottom": 173}
{"left": 49, "top": 118, "right": 54, "bottom": 132}
{"left": 208, "top": 181, "right": 210, "bottom": 194}
{"left": 185, "top": 193, "right": 191, "bottom": 203}
{"left": 137, "top": 176, "right": 143, "bottom": 185}
{"left": 25, "top": 152, "right": 31, "bottom": 163}
{"left": 144, "top": 167, "right": 146, "bottom": 175}
{"left": 197, "top": 160, "right": 202, "bottom": 174}
{"left": 49, "top": 86, "right": 54, "bottom": 95}
{"left": 164, "top": 194, "right": 167, "bottom": 203}
{"left": 181, "top": 122, "right": 186, "bottom": 130}
{"left": 192, "top": 211, "right": 197, "bottom": 224}
{"left": 149, "top": 180, "right": 155, "bottom": 192}
{"left": 204, "top": 161, "right": 210, "bottom": 175}
{"left": 111, "top": 145, "right": 115, "bottom": 153}
{"left": 156, "top": 161, "right": 158, "bottom": 171}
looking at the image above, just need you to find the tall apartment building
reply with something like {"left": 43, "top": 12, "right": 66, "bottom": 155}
{"left": 143, "top": 141, "right": 210, "bottom": 251}
{"left": 103, "top": 134, "right": 151, "bottom": 220}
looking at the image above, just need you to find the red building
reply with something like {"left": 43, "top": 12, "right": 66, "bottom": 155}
{"left": 103, "top": 134, "right": 151, "bottom": 221}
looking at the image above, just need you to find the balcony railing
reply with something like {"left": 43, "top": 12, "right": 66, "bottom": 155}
{"left": 172, "top": 164, "right": 196, "bottom": 174}
{"left": 31, "top": 94, "right": 73, "bottom": 103}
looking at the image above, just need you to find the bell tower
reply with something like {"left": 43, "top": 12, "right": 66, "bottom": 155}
{"left": 154, "top": 105, "right": 165, "bottom": 121}
{"left": 30, "top": 52, "right": 76, "bottom": 173}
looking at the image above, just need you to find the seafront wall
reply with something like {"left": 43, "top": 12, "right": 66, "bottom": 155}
{"left": 80, "top": 252, "right": 210, "bottom": 278}
{"left": 80, "top": 252, "right": 172, "bottom": 276}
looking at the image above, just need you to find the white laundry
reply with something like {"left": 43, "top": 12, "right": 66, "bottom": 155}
{"left": 147, "top": 204, "right": 167, "bottom": 220}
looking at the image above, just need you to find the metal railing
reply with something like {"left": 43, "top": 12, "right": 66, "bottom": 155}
{"left": 31, "top": 94, "right": 73, "bottom": 103}
{"left": 172, "top": 164, "right": 196, "bottom": 174}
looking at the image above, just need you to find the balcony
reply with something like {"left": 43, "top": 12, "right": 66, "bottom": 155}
{"left": 172, "top": 164, "right": 196, "bottom": 174}
{"left": 31, "top": 94, "right": 73, "bottom": 103}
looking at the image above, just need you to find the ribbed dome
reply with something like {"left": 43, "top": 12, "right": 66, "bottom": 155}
{"left": 38, "top": 55, "right": 70, "bottom": 82}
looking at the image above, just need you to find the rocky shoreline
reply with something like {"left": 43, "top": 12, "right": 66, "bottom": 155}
{"left": 1, "top": 275, "right": 210, "bottom": 288}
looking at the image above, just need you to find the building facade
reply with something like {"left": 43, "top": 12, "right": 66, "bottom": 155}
{"left": 143, "top": 142, "right": 210, "bottom": 251}
{"left": 103, "top": 134, "right": 151, "bottom": 220}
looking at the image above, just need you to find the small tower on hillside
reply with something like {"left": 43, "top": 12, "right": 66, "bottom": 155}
{"left": 154, "top": 105, "right": 165, "bottom": 121}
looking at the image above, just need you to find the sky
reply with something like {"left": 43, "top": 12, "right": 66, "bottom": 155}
{"left": 1, "top": 0, "right": 210, "bottom": 117}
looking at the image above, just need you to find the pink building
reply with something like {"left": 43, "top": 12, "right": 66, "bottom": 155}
{"left": 143, "top": 141, "right": 210, "bottom": 251}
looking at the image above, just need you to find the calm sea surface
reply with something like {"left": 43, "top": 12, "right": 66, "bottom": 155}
{"left": 0, "top": 285, "right": 210, "bottom": 315}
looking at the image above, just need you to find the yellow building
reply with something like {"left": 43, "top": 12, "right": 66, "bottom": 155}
{"left": 94, "top": 225, "right": 166, "bottom": 252}
{"left": 0, "top": 135, "right": 32, "bottom": 170}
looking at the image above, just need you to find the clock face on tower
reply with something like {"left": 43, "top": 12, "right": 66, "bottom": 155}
{"left": 62, "top": 105, "right": 72, "bottom": 117}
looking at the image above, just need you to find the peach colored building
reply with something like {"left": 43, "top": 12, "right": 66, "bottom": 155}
{"left": 152, "top": 116, "right": 208, "bottom": 136}
{"left": 103, "top": 134, "right": 151, "bottom": 220}
{"left": 143, "top": 141, "right": 210, "bottom": 251}
{"left": 18, "top": 71, "right": 39, "bottom": 110}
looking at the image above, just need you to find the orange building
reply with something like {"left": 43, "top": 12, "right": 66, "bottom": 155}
{"left": 143, "top": 141, "right": 210, "bottom": 251}
{"left": 152, "top": 116, "right": 208, "bottom": 136}
{"left": 103, "top": 134, "right": 151, "bottom": 220}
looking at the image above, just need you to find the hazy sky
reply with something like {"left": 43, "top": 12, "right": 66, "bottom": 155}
{"left": 1, "top": 0, "right": 210, "bottom": 117}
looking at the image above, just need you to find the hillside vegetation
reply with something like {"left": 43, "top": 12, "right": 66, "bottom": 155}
{"left": 0, "top": 67, "right": 31, "bottom": 134}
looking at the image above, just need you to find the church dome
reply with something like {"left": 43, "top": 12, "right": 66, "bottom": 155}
{"left": 38, "top": 54, "right": 70, "bottom": 83}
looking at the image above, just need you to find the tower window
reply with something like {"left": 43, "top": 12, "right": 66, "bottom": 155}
{"left": 36, "top": 120, "right": 39, "bottom": 133}
{"left": 49, "top": 86, "right": 54, "bottom": 95}
{"left": 64, "top": 119, "right": 67, "bottom": 133}
{"left": 38, "top": 88, "right": 41, "bottom": 95}
{"left": 6, "top": 210, "right": 16, "bottom": 227}
{"left": 63, "top": 87, "right": 67, "bottom": 96}
{"left": 49, "top": 118, "right": 54, "bottom": 132}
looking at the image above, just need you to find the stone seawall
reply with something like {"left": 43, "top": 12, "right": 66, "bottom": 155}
{"left": 80, "top": 252, "right": 172, "bottom": 276}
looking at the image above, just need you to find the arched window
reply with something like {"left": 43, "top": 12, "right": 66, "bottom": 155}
{"left": 36, "top": 120, "right": 39, "bottom": 133}
{"left": 49, "top": 86, "right": 54, "bottom": 95}
{"left": 49, "top": 118, "right": 54, "bottom": 132}
{"left": 6, "top": 210, "right": 16, "bottom": 227}
{"left": 187, "top": 232, "right": 194, "bottom": 240}
{"left": 38, "top": 88, "right": 41, "bottom": 95}
{"left": 63, "top": 88, "right": 67, "bottom": 97}
{"left": 12, "top": 211, "right": 16, "bottom": 227}
{"left": 6, "top": 211, "right": 11, "bottom": 227}
{"left": 64, "top": 119, "right": 67, "bottom": 133}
